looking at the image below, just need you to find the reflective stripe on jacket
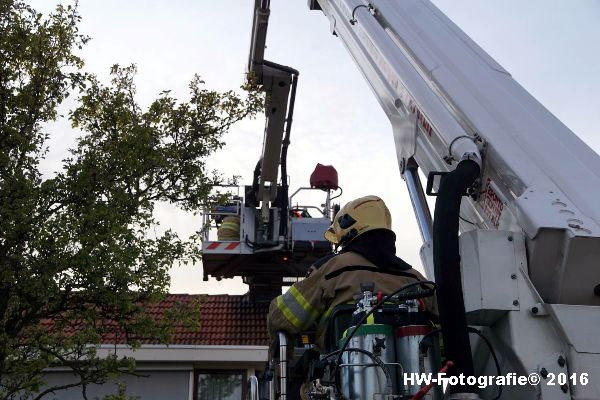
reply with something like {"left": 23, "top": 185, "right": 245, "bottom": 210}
{"left": 268, "top": 251, "right": 437, "bottom": 351}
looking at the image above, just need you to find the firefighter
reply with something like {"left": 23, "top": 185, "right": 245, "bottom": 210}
{"left": 216, "top": 215, "right": 241, "bottom": 241}
{"left": 268, "top": 194, "right": 436, "bottom": 352}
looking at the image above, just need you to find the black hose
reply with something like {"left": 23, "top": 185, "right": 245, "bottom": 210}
{"left": 250, "top": 159, "right": 262, "bottom": 206}
{"left": 419, "top": 327, "right": 503, "bottom": 400}
{"left": 322, "top": 347, "right": 392, "bottom": 381}
{"left": 468, "top": 327, "right": 503, "bottom": 400}
{"left": 432, "top": 159, "right": 480, "bottom": 393}
{"left": 335, "top": 281, "right": 436, "bottom": 366}
{"left": 255, "top": 59, "right": 299, "bottom": 238}
{"left": 279, "top": 72, "right": 298, "bottom": 237}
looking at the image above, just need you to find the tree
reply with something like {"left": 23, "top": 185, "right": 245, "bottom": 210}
{"left": 0, "top": 1, "right": 261, "bottom": 398}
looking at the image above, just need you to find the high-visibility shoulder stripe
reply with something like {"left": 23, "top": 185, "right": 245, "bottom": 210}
{"left": 289, "top": 286, "right": 319, "bottom": 320}
{"left": 276, "top": 296, "right": 304, "bottom": 329}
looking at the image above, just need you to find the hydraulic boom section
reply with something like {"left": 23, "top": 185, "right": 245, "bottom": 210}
{"left": 246, "top": 1, "right": 600, "bottom": 399}
{"left": 310, "top": 0, "right": 600, "bottom": 306}
{"left": 248, "top": 0, "right": 298, "bottom": 230}
{"left": 200, "top": 0, "right": 335, "bottom": 301}
{"left": 304, "top": 1, "right": 600, "bottom": 398}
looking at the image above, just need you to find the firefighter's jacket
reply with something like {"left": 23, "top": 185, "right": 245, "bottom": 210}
{"left": 268, "top": 250, "right": 437, "bottom": 351}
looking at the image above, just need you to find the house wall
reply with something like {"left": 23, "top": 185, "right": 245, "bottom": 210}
{"left": 38, "top": 345, "right": 269, "bottom": 400}
{"left": 42, "top": 369, "right": 192, "bottom": 400}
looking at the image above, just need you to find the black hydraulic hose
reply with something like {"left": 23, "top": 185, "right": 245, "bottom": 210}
{"left": 252, "top": 159, "right": 261, "bottom": 192}
{"left": 251, "top": 58, "right": 298, "bottom": 239}
{"left": 249, "top": 159, "right": 262, "bottom": 207}
{"left": 254, "top": 59, "right": 299, "bottom": 238}
{"left": 432, "top": 159, "right": 480, "bottom": 393}
{"left": 272, "top": 67, "right": 298, "bottom": 237}
{"left": 279, "top": 73, "right": 298, "bottom": 236}
{"left": 419, "top": 327, "right": 503, "bottom": 400}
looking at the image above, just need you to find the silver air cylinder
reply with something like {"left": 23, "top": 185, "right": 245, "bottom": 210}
{"left": 396, "top": 324, "right": 432, "bottom": 396}
{"left": 340, "top": 325, "right": 396, "bottom": 400}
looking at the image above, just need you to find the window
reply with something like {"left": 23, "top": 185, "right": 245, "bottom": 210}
{"left": 195, "top": 370, "right": 245, "bottom": 400}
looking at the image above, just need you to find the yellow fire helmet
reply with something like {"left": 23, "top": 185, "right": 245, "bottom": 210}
{"left": 324, "top": 195, "right": 392, "bottom": 246}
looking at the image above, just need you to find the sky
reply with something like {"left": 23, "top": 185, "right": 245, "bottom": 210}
{"left": 30, "top": 0, "right": 600, "bottom": 295}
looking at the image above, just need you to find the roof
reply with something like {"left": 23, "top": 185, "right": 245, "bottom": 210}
{"left": 41, "top": 294, "right": 271, "bottom": 347}
{"left": 165, "top": 294, "right": 270, "bottom": 346}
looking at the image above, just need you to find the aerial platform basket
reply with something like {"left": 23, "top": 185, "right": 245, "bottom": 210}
{"left": 201, "top": 187, "right": 334, "bottom": 284}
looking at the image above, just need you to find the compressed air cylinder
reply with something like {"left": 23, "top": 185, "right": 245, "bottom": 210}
{"left": 339, "top": 324, "right": 397, "bottom": 400}
{"left": 396, "top": 323, "right": 432, "bottom": 396}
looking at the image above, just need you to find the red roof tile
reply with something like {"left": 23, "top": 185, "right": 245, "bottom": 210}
{"left": 175, "top": 294, "right": 270, "bottom": 346}
{"left": 41, "top": 294, "right": 271, "bottom": 347}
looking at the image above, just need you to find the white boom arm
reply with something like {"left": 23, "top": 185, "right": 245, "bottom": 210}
{"left": 311, "top": 0, "right": 600, "bottom": 306}
{"left": 306, "top": 1, "right": 600, "bottom": 399}
{"left": 249, "top": 0, "right": 298, "bottom": 225}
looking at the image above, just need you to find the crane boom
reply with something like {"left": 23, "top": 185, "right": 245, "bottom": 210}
{"left": 200, "top": 0, "right": 335, "bottom": 300}
{"left": 248, "top": 0, "right": 298, "bottom": 225}
{"left": 310, "top": 0, "right": 600, "bottom": 307}
{"left": 300, "top": 1, "right": 600, "bottom": 399}
{"left": 242, "top": 2, "right": 600, "bottom": 399}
